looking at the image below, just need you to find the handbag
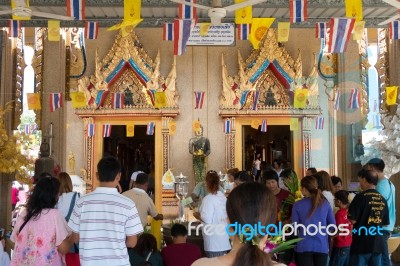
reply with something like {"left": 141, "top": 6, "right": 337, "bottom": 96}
{"left": 65, "top": 244, "right": 80, "bottom": 266}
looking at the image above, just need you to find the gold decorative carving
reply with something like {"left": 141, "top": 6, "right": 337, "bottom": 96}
{"left": 306, "top": 54, "right": 320, "bottom": 108}
{"left": 224, "top": 117, "right": 236, "bottom": 169}
{"left": 376, "top": 28, "right": 388, "bottom": 113}
{"left": 82, "top": 117, "right": 94, "bottom": 192}
{"left": 32, "top": 28, "right": 45, "bottom": 130}
{"left": 66, "top": 28, "right": 85, "bottom": 100}
{"left": 13, "top": 32, "right": 24, "bottom": 128}
{"left": 359, "top": 30, "right": 370, "bottom": 125}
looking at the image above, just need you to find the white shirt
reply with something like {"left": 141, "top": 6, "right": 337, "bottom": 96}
{"left": 0, "top": 241, "right": 10, "bottom": 266}
{"left": 56, "top": 191, "right": 79, "bottom": 219}
{"left": 322, "top": 190, "right": 335, "bottom": 210}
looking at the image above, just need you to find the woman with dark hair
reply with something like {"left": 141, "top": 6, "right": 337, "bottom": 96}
{"left": 56, "top": 172, "right": 79, "bottom": 220}
{"left": 233, "top": 170, "right": 253, "bottom": 188}
{"left": 331, "top": 176, "right": 343, "bottom": 193}
{"left": 10, "top": 177, "right": 72, "bottom": 265}
{"left": 316, "top": 170, "right": 335, "bottom": 210}
{"left": 292, "top": 176, "right": 335, "bottom": 266}
{"left": 129, "top": 233, "right": 163, "bottom": 266}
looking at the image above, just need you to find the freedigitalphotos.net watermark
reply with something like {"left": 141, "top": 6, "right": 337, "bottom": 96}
{"left": 188, "top": 221, "right": 384, "bottom": 241}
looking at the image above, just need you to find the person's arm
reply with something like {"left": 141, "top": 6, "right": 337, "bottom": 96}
{"left": 153, "top": 214, "right": 163, "bottom": 221}
{"left": 126, "top": 235, "right": 138, "bottom": 248}
{"left": 71, "top": 232, "right": 80, "bottom": 244}
{"left": 57, "top": 234, "right": 73, "bottom": 255}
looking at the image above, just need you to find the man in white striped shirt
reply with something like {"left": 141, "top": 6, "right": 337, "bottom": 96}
{"left": 68, "top": 156, "right": 143, "bottom": 266}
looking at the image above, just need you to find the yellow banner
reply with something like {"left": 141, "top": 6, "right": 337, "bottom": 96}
{"left": 352, "top": 21, "right": 365, "bottom": 40}
{"left": 386, "top": 86, "right": 398, "bottom": 106}
{"left": 193, "top": 121, "right": 201, "bottom": 133}
{"left": 200, "top": 23, "right": 211, "bottom": 36}
{"left": 48, "top": 20, "right": 60, "bottom": 42}
{"left": 249, "top": 18, "right": 275, "bottom": 49}
{"left": 290, "top": 118, "right": 299, "bottom": 131}
{"left": 235, "top": 0, "right": 252, "bottom": 24}
{"left": 278, "top": 22, "right": 290, "bottom": 42}
{"left": 27, "top": 93, "right": 41, "bottom": 110}
{"left": 251, "top": 119, "right": 261, "bottom": 129}
{"left": 70, "top": 92, "right": 87, "bottom": 108}
{"left": 294, "top": 89, "right": 309, "bottom": 108}
{"left": 345, "top": 0, "right": 363, "bottom": 21}
{"left": 168, "top": 121, "right": 177, "bottom": 136}
{"left": 124, "top": 0, "right": 141, "bottom": 21}
{"left": 126, "top": 123, "right": 135, "bottom": 137}
{"left": 154, "top": 91, "right": 167, "bottom": 108}
{"left": 11, "top": 0, "right": 30, "bottom": 20}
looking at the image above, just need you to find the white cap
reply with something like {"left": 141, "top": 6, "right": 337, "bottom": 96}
{"left": 130, "top": 171, "right": 144, "bottom": 181}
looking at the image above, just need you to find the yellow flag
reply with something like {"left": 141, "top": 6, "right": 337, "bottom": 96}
{"left": 48, "top": 20, "right": 60, "bottom": 42}
{"left": 251, "top": 119, "right": 261, "bottom": 129}
{"left": 386, "top": 86, "right": 398, "bottom": 105}
{"left": 278, "top": 22, "right": 290, "bottom": 42}
{"left": 352, "top": 21, "right": 365, "bottom": 40}
{"left": 235, "top": 0, "right": 252, "bottom": 24}
{"left": 168, "top": 121, "right": 177, "bottom": 136}
{"left": 11, "top": 0, "right": 30, "bottom": 20}
{"left": 249, "top": 18, "right": 275, "bottom": 49}
{"left": 154, "top": 91, "right": 167, "bottom": 108}
{"left": 193, "top": 121, "right": 201, "bottom": 133}
{"left": 290, "top": 118, "right": 299, "bottom": 131}
{"left": 124, "top": 0, "right": 141, "bottom": 21}
{"left": 126, "top": 123, "right": 135, "bottom": 137}
{"left": 70, "top": 92, "right": 87, "bottom": 108}
{"left": 27, "top": 93, "right": 41, "bottom": 110}
{"left": 345, "top": 0, "right": 363, "bottom": 21}
{"left": 294, "top": 89, "right": 309, "bottom": 108}
{"left": 200, "top": 23, "right": 211, "bottom": 36}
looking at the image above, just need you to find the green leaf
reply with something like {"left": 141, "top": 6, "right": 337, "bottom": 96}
{"left": 270, "top": 238, "right": 303, "bottom": 254}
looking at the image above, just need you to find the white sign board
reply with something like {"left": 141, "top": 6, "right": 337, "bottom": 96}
{"left": 187, "top": 23, "right": 235, "bottom": 46}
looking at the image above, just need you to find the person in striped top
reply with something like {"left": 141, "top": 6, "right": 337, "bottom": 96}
{"left": 68, "top": 156, "right": 143, "bottom": 266}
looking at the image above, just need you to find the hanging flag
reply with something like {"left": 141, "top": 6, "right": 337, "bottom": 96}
{"left": 373, "top": 114, "right": 381, "bottom": 128}
{"left": 249, "top": 18, "right": 275, "bottom": 49}
{"left": 345, "top": 0, "right": 363, "bottom": 21}
{"left": 112, "top": 92, "right": 124, "bottom": 109}
{"left": 237, "top": 24, "right": 251, "bottom": 40}
{"left": 103, "top": 124, "right": 112, "bottom": 137}
{"left": 85, "top": 21, "right": 99, "bottom": 39}
{"left": 194, "top": 91, "right": 205, "bottom": 109}
{"left": 168, "top": 121, "right": 177, "bottom": 136}
{"left": 178, "top": 0, "right": 197, "bottom": 21}
{"left": 315, "top": 22, "right": 327, "bottom": 39}
{"left": 163, "top": 23, "right": 174, "bottom": 41}
{"left": 352, "top": 20, "right": 365, "bottom": 40}
{"left": 27, "top": 93, "right": 41, "bottom": 110}
{"left": 48, "top": 20, "right": 60, "bottom": 42}
{"left": 348, "top": 88, "right": 360, "bottom": 109}
{"left": 328, "top": 18, "right": 355, "bottom": 53}
{"left": 224, "top": 119, "right": 232, "bottom": 134}
{"left": 67, "top": 0, "right": 85, "bottom": 20}
{"left": 95, "top": 90, "right": 109, "bottom": 108}
{"left": 290, "top": 0, "right": 307, "bottom": 23}
{"left": 124, "top": 0, "right": 141, "bottom": 21}
{"left": 278, "top": 22, "right": 290, "bottom": 42}
{"left": 386, "top": 86, "right": 398, "bottom": 105}
{"left": 252, "top": 91, "right": 260, "bottom": 110}
{"left": 294, "top": 89, "right": 308, "bottom": 108}
{"left": 70, "top": 91, "right": 87, "bottom": 108}
{"left": 126, "top": 123, "right": 135, "bottom": 137}
{"left": 24, "top": 124, "right": 31, "bottom": 135}
{"left": 251, "top": 119, "right": 261, "bottom": 129}
{"left": 235, "top": 0, "right": 252, "bottom": 24}
{"left": 154, "top": 91, "right": 167, "bottom": 108}
{"left": 8, "top": 20, "right": 20, "bottom": 38}
{"left": 290, "top": 118, "right": 299, "bottom": 131}
{"left": 87, "top": 123, "right": 95, "bottom": 137}
{"left": 199, "top": 23, "right": 211, "bottom": 36}
{"left": 260, "top": 119, "right": 267, "bottom": 132}
{"left": 193, "top": 120, "right": 201, "bottom": 132}
{"left": 174, "top": 19, "right": 193, "bottom": 56}
{"left": 334, "top": 90, "right": 341, "bottom": 111}
{"left": 315, "top": 116, "right": 325, "bottom": 129}
{"left": 147, "top": 122, "right": 155, "bottom": 135}
{"left": 389, "top": 21, "right": 400, "bottom": 40}
{"left": 50, "top": 93, "right": 62, "bottom": 112}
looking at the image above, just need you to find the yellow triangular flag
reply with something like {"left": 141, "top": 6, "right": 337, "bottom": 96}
{"left": 251, "top": 119, "right": 261, "bottom": 129}
{"left": 154, "top": 91, "right": 167, "bottom": 108}
{"left": 27, "top": 93, "right": 41, "bottom": 110}
{"left": 193, "top": 121, "right": 201, "bottom": 133}
{"left": 235, "top": 0, "right": 252, "bottom": 24}
{"left": 126, "top": 123, "right": 135, "bottom": 137}
{"left": 345, "top": 0, "right": 363, "bottom": 21}
{"left": 294, "top": 89, "right": 309, "bottom": 108}
{"left": 200, "top": 23, "right": 211, "bottom": 36}
{"left": 124, "top": 0, "right": 141, "bottom": 21}
{"left": 386, "top": 86, "right": 398, "bottom": 105}
{"left": 249, "top": 18, "right": 275, "bottom": 49}
{"left": 352, "top": 21, "right": 365, "bottom": 40}
{"left": 278, "top": 22, "right": 290, "bottom": 42}
{"left": 290, "top": 118, "right": 299, "bottom": 131}
{"left": 48, "top": 20, "right": 60, "bottom": 42}
{"left": 70, "top": 92, "right": 87, "bottom": 108}
{"left": 168, "top": 121, "right": 177, "bottom": 136}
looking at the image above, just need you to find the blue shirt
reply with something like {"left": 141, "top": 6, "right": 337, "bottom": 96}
{"left": 376, "top": 177, "right": 396, "bottom": 231}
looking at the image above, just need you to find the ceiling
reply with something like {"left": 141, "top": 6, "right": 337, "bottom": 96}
{"left": 0, "top": 0, "right": 397, "bottom": 28}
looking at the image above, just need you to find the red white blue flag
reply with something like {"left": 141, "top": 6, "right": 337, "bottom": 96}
{"left": 238, "top": 24, "right": 251, "bottom": 40}
{"left": 334, "top": 90, "right": 341, "bottom": 111}
{"left": 348, "top": 88, "right": 360, "bottom": 109}
{"left": 112, "top": 93, "right": 124, "bottom": 109}
{"left": 67, "top": 0, "right": 85, "bottom": 20}
{"left": 8, "top": 20, "right": 20, "bottom": 38}
{"left": 315, "top": 22, "right": 327, "bottom": 38}
{"left": 24, "top": 124, "right": 31, "bottom": 135}
{"left": 163, "top": 23, "right": 174, "bottom": 41}
{"left": 147, "top": 122, "right": 155, "bottom": 135}
{"left": 224, "top": 119, "right": 232, "bottom": 134}
{"left": 103, "top": 124, "right": 112, "bottom": 138}
{"left": 95, "top": 90, "right": 109, "bottom": 108}
{"left": 87, "top": 123, "right": 95, "bottom": 137}
{"left": 389, "top": 21, "right": 400, "bottom": 40}
{"left": 261, "top": 119, "right": 267, "bottom": 132}
{"left": 50, "top": 93, "right": 62, "bottom": 112}
{"left": 174, "top": 19, "right": 193, "bottom": 56}
{"left": 85, "top": 21, "right": 99, "bottom": 39}
{"left": 290, "top": 0, "right": 307, "bottom": 23}
{"left": 178, "top": 0, "right": 197, "bottom": 21}
{"left": 252, "top": 91, "right": 260, "bottom": 110}
{"left": 328, "top": 18, "right": 355, "bottom": 53}
{"left": 194, "top": 91, "right": 205, "bottom": 109}
{"left": 315, "top": 116, "right": 324, "bottom": 129}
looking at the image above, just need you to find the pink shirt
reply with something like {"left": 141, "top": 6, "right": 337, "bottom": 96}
{"left": 10, "top": 208, "right": 70, "bottom": 266}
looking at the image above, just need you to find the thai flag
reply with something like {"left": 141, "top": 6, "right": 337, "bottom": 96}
{"left": 87, "top": 123, "right": 95, "bottom": 137}
{"left": 50, "top": 93, "right": 62, "bottom": 112}
{"left": 389, "top": 21, "right": 400, "bottom": 40}
{"left": 174, "top": 19, "right": 193, "bottom": 56}
{"left": 103, "top": 124, "right": 112, "bottom": 138}
{"left": 8, "top": 20, "right": 20, "bottom": 38}
{"left": 348, "top": 88, "right": 360, "bottom": 109}
{"left": 147, "top": 122, "right": 155, "bottom": 135}
{"left": 315, "top": 116, "right": 324, "bottom": 129}
{"left": 112, "top": 93, "right": 124, "bottom": 109}
{"left": 163, "top": 23, "right": 174, "bottom": 41}
{"left": 315, "top": 22, "right": 327, "bottom": 38}
{"left": 238, "top": 24, "right": 251, "bottom": 40}
{"left": 328, "top": 18, "right": 355, "bottom": 53}
{"left": 178, "top": 0, "right": 197, "bottom": 21}
{"left": 24, "top": 124, "right": 30, "bottom": 135}
{"left": 194, "top": 91, "right": 205, "bottom": 109}
{"left": 67, "top": 0, "right": 85, "bottom": 20}
{"left": 334, "top": 90, "right": 341, "bottom": 111}
{"left": 373, "top": 114, "right": 381, "bottom": 128}
{"left": 95, "top": 90, "right": 109, "bottom": 108}
{"left": 31, "top": 124, "right": 38, "bottom": 134}
{"left": 85, "top": 21, "right": 99, "bottom": 39}
{"left": 290, "top": 0, "right": 307, "bottom": 23}
{"left": 252, "top": 91, "right": 260, "bottom": 110}
{"left": 224, "top": 119, "right": 232, "bottom": 134}
{"left": 261, "top": 119, "right": 267, "bottom": 132}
